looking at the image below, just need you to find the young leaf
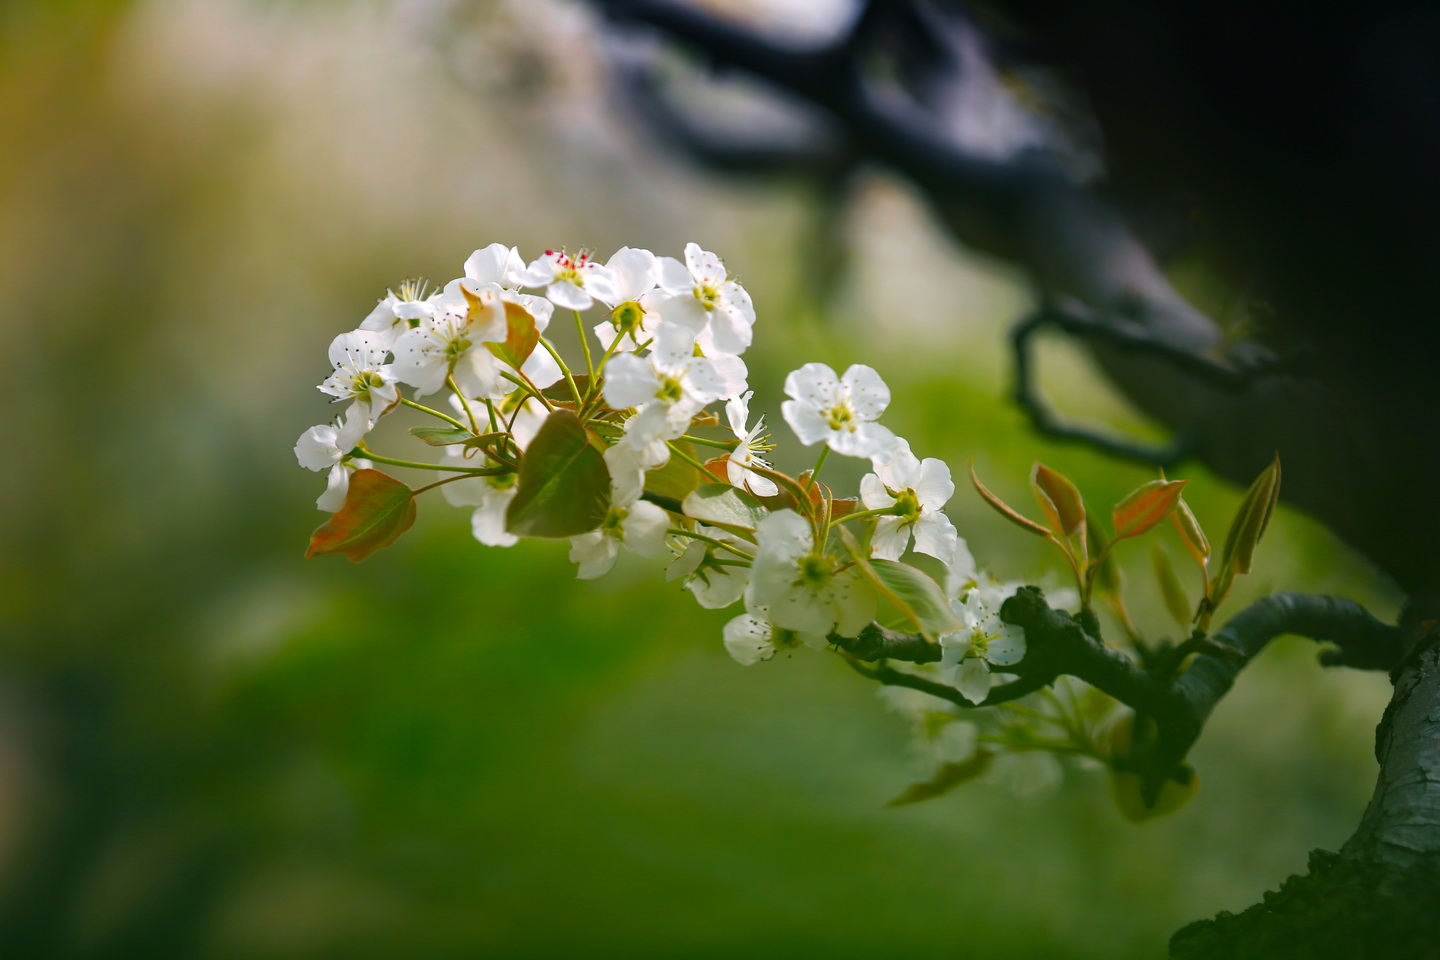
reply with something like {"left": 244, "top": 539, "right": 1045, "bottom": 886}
{"left": 642, "top": 442, "right": 706, "bottom": 502}
{"left": 1112, "top": 479, "right": 1190, "bottom": 541}
{"left": 1151, "top": 546, "right": 1193, "bottom": 630}
{"left": 970, "top": 462, "right": 1052, "bottom": 538}
{"left": 887, "top": 749, "right": 994, "bottom": 807}
{"left": 1087, "top": 513, "right": 1121, "bottom": 596}
{"left": 306, "top": 469, "right": 416, "bottom": 563}
{"left": 839, "top": 528, "right": 961, "bottom": 641}
{"left": 504, "top": 410, "right": 610, "bottom": 538}
{"left": 408, "top": 426, "right": 476, "bottom": 445}
{"left": 1171, "top": 495, "right": 1210, "bottom": 570}
{"left": 486, "top": 300, "right": 540, "bottom": 370}
{"left": 1031, "top": 463, "right": 1086, "bottom": 537}
{"left": 1220, "top": 454, "right": 1282, "bottom": 577}
{"left": 682, "top": 484, "right": 768, "bottom": 534}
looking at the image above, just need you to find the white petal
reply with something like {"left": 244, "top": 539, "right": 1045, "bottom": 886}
{"left": 679, "top": 356, "right": 727, "bottom": 405}
{"left": 876, "top": 439, "right": 920, "bottom": 489}
{"left": 465, "top": 243, "right": 524, "bottom": 287}
{"left": 295, "top": 424, "right": 341, "bottom": 471}
{"left": 603, "top": 354, "right": 661, "bottom": 409}
{"left": 725, "top": 393, "right": 752, "bottom": 437}
{"left": 781, "top": 399, "right": 832, "bottom": 447}
{"left": 654, "top": 256, "right": 693, "bottom": 294}
{"left": 914, "top": 459, "right": 955, "bottom": 510}
{"left": 604, "top": 444, "right": 645, "bottom": 507}
{"left": 658, "top": 296, "right": 710, "bottom": 337}
{"left": 869, "top": 516, "right": 912, "bottom": 561}
{"left": 667, "top": 541, "right": 706, "bottom": 582}
{"left": 569, "top": 531, "right": 618, "bottom": 579}
{"left": 841, "top": 364, "right": 891, "bottom": 421}
{"left": 683, "top": 242, "right": 726, "bottom": 285}
{"left": 831, "top": 568, "right": 878, "bottom": 637}
{"left": 783, "top": 362, "right": 841, "bottom": 407}
{"left": 858, "top": 473, "right": 896, "bottom": 510}
{"left": 546, "top": 280, "right": 592, "bottom": 312}
{"left": 754, "top": 509, "right": 812, "bottom": 561}
{"left": 707, "top": 352, "right": 749, "bottom": 398}
{"left": 829, "top": 422, "right": 896, "bottom": 459}
{"left": 912, "top": 513, "right": 958, "bottom": 565}
{"left": 986, "top": 624, "right": 1027, "bottom": 666}
{"left": 621, "top": 501, "right": 669, "bottom": 557}
{"left": 957, "top": 658, "right": 991, "bottom": 704}
{"left": 764, "top": 583, "right": 835, "bottom": 636}
{"left": 602, "top": 247, "right": 657, "bottom": 304}
{"left": 705, "top": 304, "right": 753, "bottom": 355}
{"left": 689, "top": 563, "right": 749, "bottom": 609}
{"left": 316, "top": 463, "right": 351, "bottom": 512}
{"left": 723, "top": 614, "right": 775, "bottom": 666}
{"left": 471, "top": 491, "right": 519, "bottom": 547}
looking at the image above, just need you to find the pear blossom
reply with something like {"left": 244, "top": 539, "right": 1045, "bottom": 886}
{"left": 435, "top": 447, "right": 523, "bottom": 548}
{"left": 358, "top": 278, "right": 436, "bottom": 348}
{"left": 668, "top": 539, "right": 751, "bottom": 609}
{"left": 721, "top": 605, "right": 829, "bottom": 666}
{"left": 517, "top": 249, "right": 617, "bottom": 311}
{"left": 655, "top": 242, "right": 756, "bottom": 356}
{"left": 859, "top": 439, "right": 959, "bottom": 563}
{"left": 746, "top": 510, "right": 877, "bottom": 637}
{"left": 940, "top": 589, "right": 1027, "bottom": 703}
{"left": 318, "top": 330, "right": 400, "bottom": 424}
{"left": 567, "top": 446, "right": 668, "bottom": 579}
{"left": 724, "top": 392, "right": 778, "bottom": 497}
{"left": 392, "top": 279, "right": 507, "bottom": 398}
{"left": 604, "top": 322, "right": 728, "bottom": 451}
{"left": 464, "top": 243, "right": 527, "bottom": 289}
{"left": 780, "top": 362, "right": 897, "bottom": 459}
{"left": 294, "top": 409, "right": 373, "bottom": 512}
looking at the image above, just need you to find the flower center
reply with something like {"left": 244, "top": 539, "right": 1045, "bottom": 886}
{"left": 892, "top": 488, "right": 921, "bottom": 521}
{"left": 656, "top": 374, "right": 685, "bottom": 403}
{"left": 350, "top": 368, "right": 384, "bottom": 401}
{"left": 694, "top": 283, "right": 720, "bottom": 310}
{"left": 486, "top": 470, "right": 518, "bottom": 491}
{"left": 826, "top": 401, "right": 856, "bottom": 431}
{"left": 611, "top": 300, "right": 644, "bottom": 332}
{"left": 796, "top": 552, "right": 834, "bottom": 588}
{"left": 772, "top": 627, "right": 803, "bottom": 652}
{"left": 444, "top": 336, "right": 472, "bottom": 361}
{"left": 601, "top": 505, "right": 629, "bottom": 540}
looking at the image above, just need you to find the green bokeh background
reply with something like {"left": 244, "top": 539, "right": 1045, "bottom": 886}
{"left": 0, "top": 2, "right": 1402, "bottom": 957}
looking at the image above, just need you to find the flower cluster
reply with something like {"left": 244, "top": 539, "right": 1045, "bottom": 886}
{"left": 294, "top": 239, "right": 1142, "bottom": 807}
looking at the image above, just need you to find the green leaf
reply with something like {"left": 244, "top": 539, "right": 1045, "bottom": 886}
{"left": 887, "top": 749, "right": 994, "bottom": 807}
{"left": 306, "top": 469, "right": 416, "bottom": 563}
{"left": 486, "top": 300, "right": 540, "bottom": 370}
{"left": 407, "top": 426, "right": 506, "bottom": 449}
{"left": 970, "top": 462, "right": 1052, "bottom": 538}
{"left": 682, "top": 483, "right": 768, "bottom": 535}
{"left": 1151, "top": 545, "right": 1193, "bottom": 630}
{"left": 1031, "top": 462, "right": 1086, "bottom": 537}
{"left": 504, "top": 410, "right": 610, "bottom": 538}
{"left": 1112, "top": 479, "right": 1189, "bottom": 541}
{"left": 1170, "top": 495, "right": 1210, "bottom": 570}
{"left": 839, "top": 528, "right": 961, "bottom": 642}
{"left": 1221, "top": 454, "right": 1282, "bottom": 577}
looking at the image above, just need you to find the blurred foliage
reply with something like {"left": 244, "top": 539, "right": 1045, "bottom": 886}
{"left": 0, "top": 1, "right": 1401, "bottom": 957}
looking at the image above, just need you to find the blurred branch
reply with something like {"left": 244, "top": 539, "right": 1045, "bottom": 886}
{"left": 998, "top": 587, "right": 1401, "bottom": 804}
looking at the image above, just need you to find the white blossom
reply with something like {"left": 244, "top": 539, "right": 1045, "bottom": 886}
{"left": 655, "top": 242, "right": 756, "bottom": 356}
{"left": 567, "top": 446, "right": 668, "bottom": 579}
{"left": 604, "top": 322, "right": 727, "bottom": 451}
{"left": 724, "top": 392, "right": 778, "bottom": 497}
{"left": 721, "top": 597, "right": 830, "bottom": 666}
{"left": 392, "top": 279, "right": 507, "bottom": 398}
{"left": 745, "top": 509, "right": 877, "bottom": 637}
{"left": 780, "top": 362, "right": 897, "bottom": 459}
{"left": 940, "top": 590, "right": 1027, "bottom": 703}
{"left": 358, "top": 279, "right": 435, "bottom": 348}
{"left": 859, "top": 439, "right": 958, "bottom": 563}
{"left": 517, "top": 249, "right": 617, "bottom": 311}
{"left": 669, "top": 538, "right": 751, "bottom": 609}
{"left": 294, "top": 409, "right": 372, "bottom": 512}
{"left": 317, "top": 330, "right": 400, "bottom": 424}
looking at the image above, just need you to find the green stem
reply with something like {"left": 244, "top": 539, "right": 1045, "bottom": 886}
{"left": 666, "top": 528, "right": 754, "bottom": 560}
{"left": 446, "top": 374, "right": 482, "bottom": 435}
{"left": 400, "top": 398, "right": 469, "bottom": 432}
{"left": 412, "top": 473, "right": 483, "bottom": 496}
{"left": 357, "top": 450, "right": 510, "bottom": 475}
{"left": 804, "top": 446, "right": 830, "bottom": 492}
{"left": 666, "top": 441, "right": 715, "bottom": 480}
{"left": 539, "top": 336, "right": 582, "bottom": 406}
{"left": 680, "top": 434, "right": 739, "bottom": 452}
{"left": 835, "top": 506, "right": 900, "bottom": 525}
{"left": 482, "top": 397, "right": 501, "bottom": 433}
{"left": 574, "top": 310, "right": 595, "bottom": 382}
{"left": 499, "top": 370, "right": 554, "bottom": 411}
